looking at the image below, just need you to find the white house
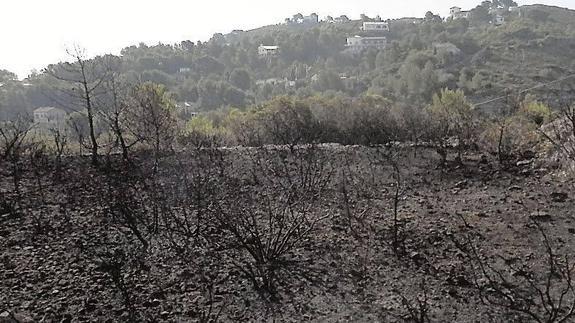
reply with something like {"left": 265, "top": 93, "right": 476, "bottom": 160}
{"left": 346, "top": 36, "right": 387, "bottom": 53}
{"left": 176, "top": 102, "right": 199, "bottom": 120}
{"left": 286, "top": 13, "right": 319, "bottom": 25}
{"left": 494, "top": 14, "right": 505, "bottom": 26}
{"left": 302, "top": 13, "right": 319, "bottom": 24}
{"left": 450, "top": 7, "right": 470, "bottom": 19}
{"left": 362, "top": 21, "right": 390, "bottom": 32}
{"left": 258, "top": 45, "right": 280, "bottom": 57}
{"left": 334, "top": 15, "right": 350, "bottom": 23}
{"left": 256, "top": 78, "right": 283, "bottom": 86}
{"left": 394, "top": 17, "right": 424, "bottom": 25}
{"left": 33, "top": 107, "right": 66, "bottom": 127}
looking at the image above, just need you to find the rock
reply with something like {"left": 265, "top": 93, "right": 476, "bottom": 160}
{"left": 150, "top": 290, "right": 165, "bottom": 300}
{"left": 521, "top": 169, "right": 532, "bottom": 175}
{"left": 410, "top": 252, "right": 426, "bottom": 264}
{"left": 569, "top": 228, "right": 575, "bottom": 234}
{"left": 477, "top": 212, "right": 488, "bottom": 218}
{"left": 0, "top": 311, "right": 13, "bottom": 323}
{"left": 516, "top": 159, "right": 533, "bottom": 167}
{"left": 551, "top": 192, "right": 568, "bottom": 203}
{"left": 530, "top": 211, "right": 551, "bottom": 221}
{"left": 449, "top": 274, "right": 472, "bottom": 287}
{"left": 454, "top": 180, "right": 468, "bottom": 189}
{"left": 4, "top": 313, "right": 33, "bottom": 323}
{"left": 143, "top": 299, "right": 161, "bottom": 308}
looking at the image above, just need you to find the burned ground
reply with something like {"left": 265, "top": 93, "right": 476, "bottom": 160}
{"left": 0, "top": 145, "right": 574, "bottom": 322}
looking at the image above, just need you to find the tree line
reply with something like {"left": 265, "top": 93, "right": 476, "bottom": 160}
{"left": 2, "top": 2, "right": 575, "bottom": 120}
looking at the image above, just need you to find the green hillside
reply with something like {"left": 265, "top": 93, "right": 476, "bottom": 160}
{"left": 1, "top": 2, "right": 575, "bottom": 119}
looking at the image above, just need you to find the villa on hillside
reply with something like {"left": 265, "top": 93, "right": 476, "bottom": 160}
{"left": 393, "top": 17, "right": 423, "bottom": 25}
{"left": 450, "top": 5, "right": 519, "bottom": 24}
{"left": 176, "top": 102, "right": 199, "bottom": 120}
{"left": 361, "top": 21, "right": 390, "bottom": 32}
{"left": 346, "top": 36, "right": 387, "bottom": 53}
{"left": 33, "top": 107, "right": 66, "bottom": 128}
{"left": 256, "top": 78, "right": 296, "bottom": 89}
{"left": 449, "top": 7, "right": 470, "bottom": 19}
{"left": 494, "top": 14, "right": 505, "bottom": 25}
{"left": 286, "top": 13, "right": 319, "bottom": 25}
{"left": 334, "top": 15, "right": 351, "bottom": 23}
{"left": 302, "top": 13, "right": 319, "bottom": 24}
{"left": 258, "top": 45, "right": 280, "bottom": 57}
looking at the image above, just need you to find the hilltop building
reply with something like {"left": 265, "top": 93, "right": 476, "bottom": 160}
{"left": 256, "top": 78, "right": 296, "bottom": 89}
{"left": 302, "top": 13, "right": 319, "bottom": 24}
{"left": 285, "top": 13, "right": 319, "bottom": 25}
{"left": 494, "top": 14, "right": 505, "bottom": 25}
{"left": 258, "top": 45, "right": 280, "bottom": 57}
{"left": 361, "top": 21, "right": 390, "bottom": 32}
{"left": 450, "top": 5, "right": 518, "bottom": 24}
{"left": 346, "top": 36, "right": 387, "bottom": 53}
{"left": 393, "top": 17, "right": 424, "bottom": 25}
{"left": 334, "top": 15, "right": 351, "bottom": 23}
{"left": 449, "top": 7, "right": 470, "bottom": 19}
{"left": 33, "top": 107, "right": 66, "bottom": 128}
{"left": 176, "top": 102, "right": 199, "bottom": 120}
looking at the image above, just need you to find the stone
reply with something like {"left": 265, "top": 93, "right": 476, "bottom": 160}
{"left": 0, "top": 311, "right": 12, "bottom": 321}
{"left": 530, "top": 211, "right": 551, "bottom": 221}
{"left": 8, "top": 313, "right": 33, "bottom": 323}
{"left": 143, "top": 299, "right": 161, "bottom": 308}
{"left": 516, "top": 159, "right": 533, "bottom": 167}
{"left": 477, "top": 212, "right": 488, "bottom": 218}
{"left": 454, "top": 180, "right": 468, "bottom": 188}
{"left": 551, "top": 192, "right": 568, "bottom": 203}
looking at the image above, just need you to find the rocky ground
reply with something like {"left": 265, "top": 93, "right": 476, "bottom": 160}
{"left": 0, "top": 145, "right": 574, "bottom": 322}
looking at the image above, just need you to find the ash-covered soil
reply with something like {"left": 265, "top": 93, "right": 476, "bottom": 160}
{"left": 0, "top": 145, "right": 573, "bottom": 322}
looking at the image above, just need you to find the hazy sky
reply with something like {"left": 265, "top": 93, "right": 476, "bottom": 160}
{"left": 1, "top": 0, "right": 573, "bottom": 79}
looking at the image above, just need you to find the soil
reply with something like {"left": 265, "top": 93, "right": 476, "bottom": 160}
{"left": 0, "top": 145, "right": 574, "bottom": 322}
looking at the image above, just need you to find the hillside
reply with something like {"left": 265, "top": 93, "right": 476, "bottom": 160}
{"left": 1, "top": 145, "right": 574, "bottom": 322}
{"left": 1, "top": 2, "right": 575, "bottom": 119}
{"left": 2, "top": 3, "right": 575, "bottom": 322}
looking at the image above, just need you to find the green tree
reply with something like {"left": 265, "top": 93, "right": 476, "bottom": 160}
{"left": 427, "top": 88, "right": 475, "bottom": 162}
{"left": 500, "top": 0, "right": 517, "bottom": 8}
{"left": 258, "top": 96, "right": 321, "bottom": 148}
{"left": 0, "top": 70, "right": 17, "bottom": 82}
{"left": 469, "top": 5, "right": 491, "bottom": 25}
{"left": 229, "top": 68, "right": 252, "bottom": 91}
{"left": 519, "top": 95, "right": 551, "bottom": 126}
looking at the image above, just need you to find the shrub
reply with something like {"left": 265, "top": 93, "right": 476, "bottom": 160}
{"left": 257, "top": 96, "right": 322, "bottom": 148}
{"left": 480, "top": 115, "right": 540, "bottom": 163}
{"left": 179, "top": 116, "right": 223, "bottom": 149}
{"left": 520, "top": 95, "right": 551, "bottom": 126}
{"left": 426, "top": 88, "right": 476, "bottom": 161}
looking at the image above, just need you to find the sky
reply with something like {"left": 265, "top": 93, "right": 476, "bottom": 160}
{"left": 1, "top": 0, "right": 574, "bottom": 79}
